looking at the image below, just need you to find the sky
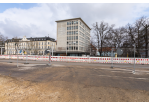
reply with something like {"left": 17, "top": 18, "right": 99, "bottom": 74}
{"left": 0, "top": 3, "right": 149, "bottom": 40}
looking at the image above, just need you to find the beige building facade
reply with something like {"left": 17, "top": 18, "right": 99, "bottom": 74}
{"left": 55, "top": 18, "right": 91, "bottom": 56}
{"left": 5, "top": 36, "right": 56, "bottom": 55}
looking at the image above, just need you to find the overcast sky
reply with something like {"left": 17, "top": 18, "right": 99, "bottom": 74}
{"left": 0, "top": 3, "right": 149, "bottom": 40}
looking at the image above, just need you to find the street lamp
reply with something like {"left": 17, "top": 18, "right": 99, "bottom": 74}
{"left": 7, "top": 41, "right": 8, "bottom": 55}
{"left": 132, "top": 43, "right": 136, "bottom": 74}
{"left": 15, "top": 43, "right": 19, "bottom": 67}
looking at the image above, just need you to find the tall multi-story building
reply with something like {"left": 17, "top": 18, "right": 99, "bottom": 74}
{"left": 5, "top": 36, "right": 56, "bottom": 55}
{"left": 55, "top": 18, "right": 91, "bottom": 56}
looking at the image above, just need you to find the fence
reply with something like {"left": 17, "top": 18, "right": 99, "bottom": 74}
{"left": 0, "top": 55, "right": 149, "bottom": 65}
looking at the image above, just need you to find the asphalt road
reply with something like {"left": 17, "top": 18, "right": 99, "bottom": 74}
{"left": 0, "top": 59, "right": 149, "bottom": 92}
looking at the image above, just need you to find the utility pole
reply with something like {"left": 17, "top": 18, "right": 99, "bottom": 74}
{"left": 111, "top": 48, "right": 114, "bottom": 68}
{"left": 7, "top": 41, "right": 8, "bottom": 55}
{"left": 133, "top": 43, "right": 135, "bottom": 74}
{"left": 52, "top": 46, "right": 53, "bottom": 56}
{"left": 145, "top": 24, "right": 148, "bottom": 58}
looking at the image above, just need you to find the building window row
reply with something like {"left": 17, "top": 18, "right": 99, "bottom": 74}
{"left": 79, "top": 36, "right": 85, "bottom": 42}
{"left": 67, "top": 31, "right": 78, "bottom": 35}
{"left": 67, "top": 26, "right": 78, "bottom": 30}
{"left": 79, "top": 41, "right": 84, "bottom": 46}
{"left": 67, "top": 21, "right": 78, "bottom": 25}
{"left": 80, "top": 22, "right": 85, "bottom": 28}
{"left": 67, "top": 36, "right": 78, "bottom": 40}
{"left": 79, "top": 47, "right": 84, "bottom": 51}
{"left": 79, "top": 31, "right": 84, "bottom": 37}
{"left": 80, "top": 22, "right": 90, "bottom": 33}
{"left": 80, "top": 26, "right": 85, "bottom": 32}
{"left": 67, "top": 46, "right": 78, "bottom": 50}
{"left": 67, "top": 41, "right": 78, "bottom": 45}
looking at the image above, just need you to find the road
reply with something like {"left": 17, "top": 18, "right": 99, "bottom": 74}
{"left": 0, "top": 59, "right": 149, "bottom": 101}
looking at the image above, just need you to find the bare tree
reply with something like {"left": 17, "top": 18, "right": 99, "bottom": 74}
{"left": 0, "top": 33, "right": 8, "bottom": 42}
{"left": 112, "top": 27, "right": 126, "bottom": 48}
{"left": 92, "top": 21, "right": 114, "bottom": 56}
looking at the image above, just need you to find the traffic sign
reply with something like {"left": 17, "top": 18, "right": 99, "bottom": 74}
{"left": 117, "top": 48, "right": 123, "bottom": 55}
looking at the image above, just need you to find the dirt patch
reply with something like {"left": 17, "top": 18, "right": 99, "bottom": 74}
{"left": 0, "top": 74, "right": 149, "bottom": 102}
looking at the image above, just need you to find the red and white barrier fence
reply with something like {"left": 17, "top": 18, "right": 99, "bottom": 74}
{"left": 0, "top": 55, "right": 149, "bottom": 65}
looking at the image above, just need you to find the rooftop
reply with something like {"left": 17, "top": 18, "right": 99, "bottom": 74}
{"left": 55, "top": 17, "right": 91, "bottom": 30}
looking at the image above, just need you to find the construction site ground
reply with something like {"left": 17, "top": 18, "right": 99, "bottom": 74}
{"left": 0, "top": 60, "right": 149, "bottom": 102}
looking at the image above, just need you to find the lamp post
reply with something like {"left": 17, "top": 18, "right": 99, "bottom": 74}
{"left": 66, "top": 42, "right": 67, "bottom": 56}
{"left": 7, "top": 41, "right": 8, "bottom": 55}
{"left": 15, "top": 43, "right": 19, "bottom": 67}
{"left": 24, "top": 42, "right": 29, "bottom": 64}
{"left": 111, "top": 48, "right": 114, "bottom": 68}
{"left": 132, "top": 43, "right": 135, "bottom": 74}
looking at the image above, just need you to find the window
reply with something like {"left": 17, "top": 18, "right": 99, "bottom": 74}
{"left": 69, "top": 31, "right": 71, "bottom": 35}
{"left": 76, "top": 47, "right": 78, "bottom": 50}
{"left": 76, "top": 31, "right": 78, "bottom": 34}
{"left": 68, "top": 36, "right": 71, "bottom": 40}
{"left": 72, "top": 21, "right": 73, "bottom": 24}
{"left": 48, "top": 42, "right": 49, "bottom": 44}
{"left": 76, "top": 26, "right": 78, "bottom": 29}
{"left": 69, "top": 46, "right": 72, "bottom": 50}
{"left": 76, "top": 41, "right": 78, "bottom": 44}
{"left": 76, "top": 36, "right": 78, "bottom": 40}
{"left": 72, "top": 31, "right": 73, "bottom": 35}
{"left": 72, "top": 26, "right": 73, "bottom": 30}
{"left": 74, "top": 31, "right": 76, "bottom": 34}
{"left": 69, "top": 21, "right": 71, "bottom": 25}
{"left": 74, "top": 36, "right": 75, "bottom": 40}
